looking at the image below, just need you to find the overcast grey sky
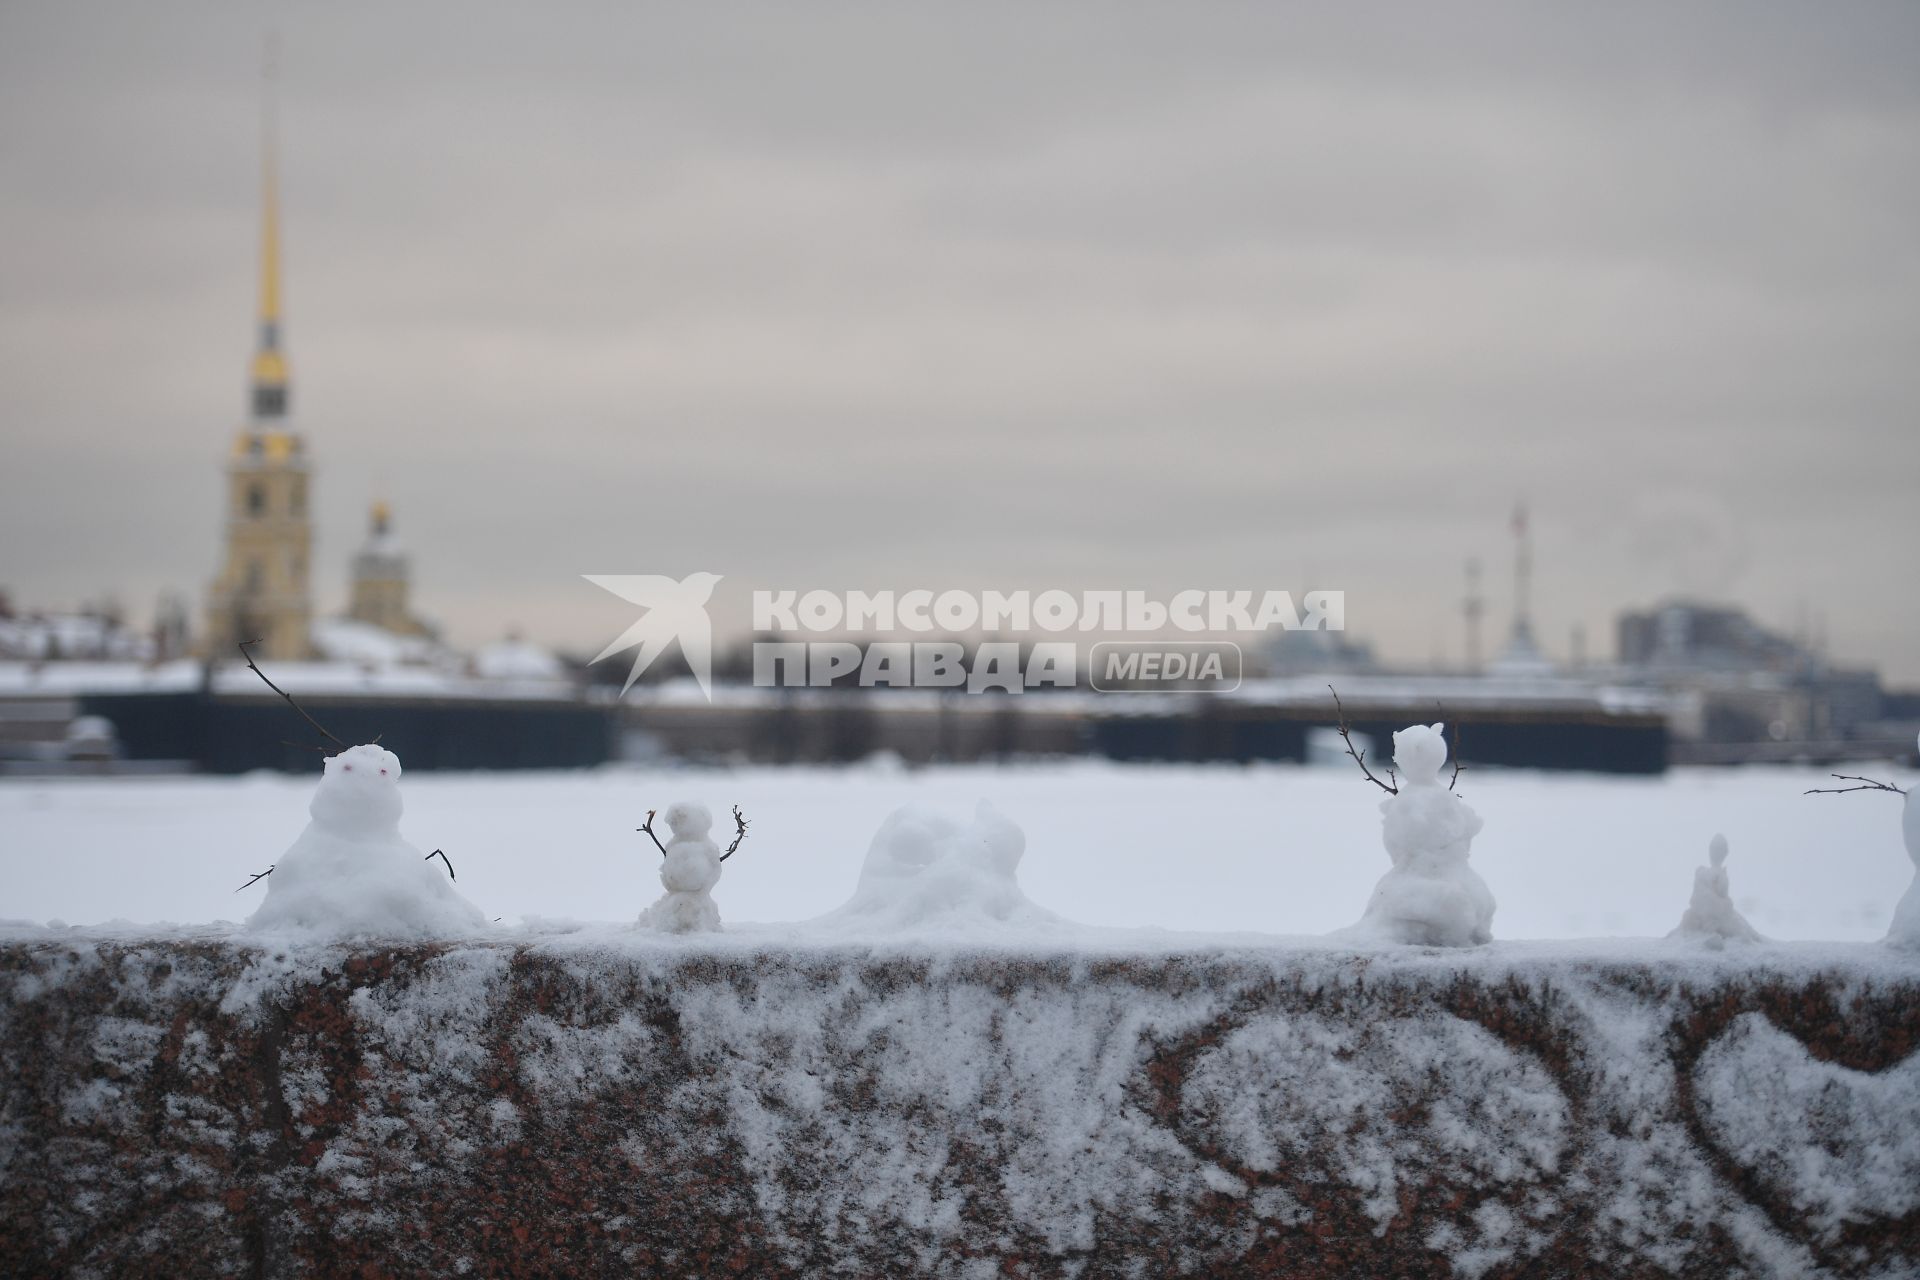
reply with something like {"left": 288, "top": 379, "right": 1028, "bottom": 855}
{"left": 2, "top": 3, "right": 1916, "bottom": 677}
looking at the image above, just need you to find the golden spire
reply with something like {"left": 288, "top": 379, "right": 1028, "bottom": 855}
{"left": 249, "top": 36, "right": 289, "bottom": 417}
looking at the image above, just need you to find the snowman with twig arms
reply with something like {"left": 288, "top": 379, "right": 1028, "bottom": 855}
{"left": 636, "top": 802, "right": 748, "bottom": 933}
{"left": 1805, "top": 736, "right": 1920, "bottom": 948}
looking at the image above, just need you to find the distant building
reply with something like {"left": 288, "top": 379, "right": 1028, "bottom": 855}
{"left": 152, "top": 592, "right": 192, "bottom": 661}
{"left": 1485, "top": 502, "right": 1556, "bottom": 678}
{"left": 1614, "top": 600, "right": 1885, "bottom": 754}
{"left": 347, "top": 502, "right": 433, "bottom": 638}
{"left": 203, "top": 122, "right": 312, "bottom": 662}
{"left": 1617, "top": 602, "right": 1803, "bottom": 672}
{"left": 1260, "top": 627, "right": 1378, "bottom": 676}
{"left": 0, "top": 605, "right": 151, "bottom": 662}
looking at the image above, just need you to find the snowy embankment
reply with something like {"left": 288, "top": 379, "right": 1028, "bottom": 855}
{"left": 5, "top": 738, "right": 1917, "bottom": 1275}
{"left": 3, "top": 928, "right": 1917, "bottom": 1278}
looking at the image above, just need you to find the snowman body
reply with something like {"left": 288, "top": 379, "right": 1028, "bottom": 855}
{"left": 639, "top": 802, "right": 724, "bottom": 933}
{"left": 1350, "top": 724, "right": 1495, "bottom": 947}
{"left": 1890, "top": 789, "right": 1920, "bottom": 949}
{"left": 248, "top": 744, "right": 487, "bottom": 939}
{"left": 1670, "top": 834, "right": 1762, "bottom": 948}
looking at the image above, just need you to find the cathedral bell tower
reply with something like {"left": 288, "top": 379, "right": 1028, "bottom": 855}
{"left": 205, "top": 66, "right": 313, "bottom": 662}
{"left": 348, "top": 501, "right": 431, "bottom": 638}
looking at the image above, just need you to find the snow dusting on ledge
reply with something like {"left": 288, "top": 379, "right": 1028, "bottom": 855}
{"left": 2, "top": 928, "right": 1917, "bottom": 1278}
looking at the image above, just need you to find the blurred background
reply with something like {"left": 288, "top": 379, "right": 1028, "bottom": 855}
{"left": 1, "top": 2, "right": 1916, "bottom": 776}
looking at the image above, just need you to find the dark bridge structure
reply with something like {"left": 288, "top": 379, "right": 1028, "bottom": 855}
{"left": 80, "top": 688, "right": 615, "bottom": 774}
{"left": 1, "top": 664, "right": 1667, "bottom": 774}
{"left": 620, "top": 675, "right": 1670, "bottom": 774}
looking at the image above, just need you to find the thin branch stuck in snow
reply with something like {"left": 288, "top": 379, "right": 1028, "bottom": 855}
{"left": 721, "top": 806, "right": 750, "bottom": 862}
{"left": 1805, "top": 774, "right": 1907, "bottom": 797}
{"left": 240, "top": 640, "right": 349, "bottom": 752}
{"left": 1330, "top": 684, "right": 1397, "bottom": 795}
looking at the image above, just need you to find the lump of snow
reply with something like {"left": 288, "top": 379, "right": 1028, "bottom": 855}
{"left": 1669, "top": 834, "right": 1763, "bottom": 948}
{"left": 637, "top": 802, "right": 725, "bottom": 934}
{"left": 819, "top": 800, "right": 1063, "bottom": 935}
{"left": 247, "top": 744, "right": 488, "bottom": 940}
{"left": 1341, "top": 723, "right": 1495, "bottom": 947}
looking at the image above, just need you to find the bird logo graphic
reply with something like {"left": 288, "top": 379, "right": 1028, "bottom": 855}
{"left": 584, "top": 572, "right": 723, "bottom": 702}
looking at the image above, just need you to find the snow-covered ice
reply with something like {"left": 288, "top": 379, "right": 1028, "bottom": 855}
{"left": 1342, "top": 723, "right": 1496, "bottom": 947}
{"left": 244, "top": 744, "right": 489, "bottom": 940}
{"left": 2, "top": 758, "right": 1915, "bottom": 943}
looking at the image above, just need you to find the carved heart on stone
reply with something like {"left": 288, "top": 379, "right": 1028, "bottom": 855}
{"left": 1694, "top": 1012, "right": 1920, "bottom": 1244}
{"left": 1177, "top": 1010, "right": 1573, "bottom": 1268}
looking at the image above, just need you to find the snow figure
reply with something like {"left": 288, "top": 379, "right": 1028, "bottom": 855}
{"left": 637, "top": 802, "right": 726, "bottom": 934}
{"left": 1892, "top": 760, "right": 1920, "bottom": 949}
{"left": 1805, "top": 741, "right": 1918, "bottom": 948}
{"left": 1345, "top": 723, "right": 1495, "bottom": 947}
{"left": 1669, "top": 834, "right": 1763, "bottom": 948}
{"left": 248, "top": 744, "right": 487, "bottom": 939}
{"left": 820, "top": 801, "right": 1063, "bottom": 935}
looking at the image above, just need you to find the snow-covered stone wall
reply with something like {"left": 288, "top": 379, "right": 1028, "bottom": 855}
{"left": 3, "top": 935, "right": 1917, "bottom": 1278}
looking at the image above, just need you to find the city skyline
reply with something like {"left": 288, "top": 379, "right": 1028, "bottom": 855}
{"left": 2, "top": 3, "right": 1915, "bottom": 679}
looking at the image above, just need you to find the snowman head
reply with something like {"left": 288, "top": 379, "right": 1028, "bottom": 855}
{"left": 969, "top": 800, "right": 1025, "bottom": 876}
{"left": 858, "top": 802, "right": 1025, "bottom": 888}
{"left": 1391, "top": 723, "right": 1449, "bottom": 785}
{"left": 874, "top": 810, "right": 947, "bottom": 871}
{"left": 664, "top": 801, "right": 714, "bottom": 842}
{"left": 310, "top": 743, "right": 405, "bottom": 836}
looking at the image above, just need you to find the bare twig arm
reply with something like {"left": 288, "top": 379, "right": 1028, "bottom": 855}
{"left": 638, "top": 810, "right": 669, "bottom": 856}
{"left": 721, "top": 806, "right": 750, "bottom": 861}
{"left": 239, "top": 640, "right": 348, "bottom": 750}
{"left": 235, "top": 866, "right": 274, "bottom": 893}
{"left": 425, "top": 848, "right": 457, "bottom": 881}
{"left": 1805, "top": 774, "right": 1907, "bottom": 796}
{"left": 1329, "top": 684, "right": 1398, "bottom": 795}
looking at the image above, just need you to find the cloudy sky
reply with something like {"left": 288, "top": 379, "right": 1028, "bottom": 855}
{"left": 2, "top": 2, "right": 1915, "bottom": 677}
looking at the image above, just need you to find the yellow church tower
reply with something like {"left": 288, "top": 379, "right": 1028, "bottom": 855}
{"left": 205, "top": 89, "right": 313, "bottom": 662}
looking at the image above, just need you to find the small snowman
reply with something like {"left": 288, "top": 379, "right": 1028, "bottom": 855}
{"left": 1348, "top": 723, "right": 1495, "bottom": 947}
{"left": 1804, "top": 738, "right": 1917, "bottom": 949}
{"left": 1669, "top": 834, "right": 1763, "bottom": 949}
{"left": 637, "top": 802, "right": 744, "bottom": 934}
{"left": 248, "top": 743, "right": 487, "bottom": 939}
